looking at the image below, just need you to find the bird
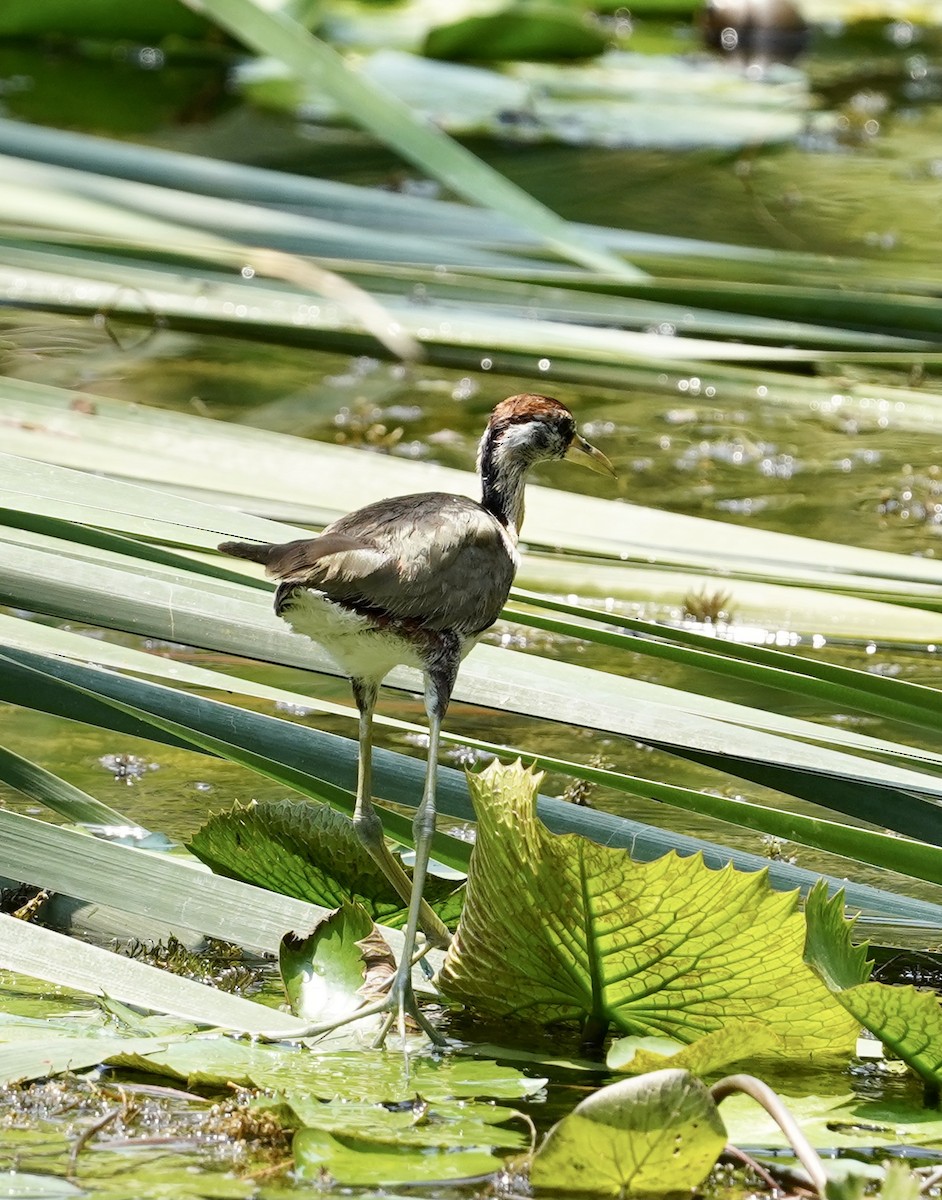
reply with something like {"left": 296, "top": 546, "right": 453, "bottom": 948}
{"left": 218, "top": 393, "right": 614, "bottom": 1044}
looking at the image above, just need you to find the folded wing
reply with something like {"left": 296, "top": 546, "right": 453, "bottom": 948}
{"left": 219, "top": 492, "right": 515, "bottom": 636}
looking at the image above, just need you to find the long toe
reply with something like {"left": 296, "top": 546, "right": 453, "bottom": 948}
{"left": 268, "top": 962, "right": 447, "bottom": 1050}
{"left": 371, "top": 970, "right": 446, "bottom": 1049}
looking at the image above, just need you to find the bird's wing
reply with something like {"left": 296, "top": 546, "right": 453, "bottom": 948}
{"left": 270, "top": 493, "right": 516, "bottom": 634}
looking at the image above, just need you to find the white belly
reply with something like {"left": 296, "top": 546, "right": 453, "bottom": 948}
{"left": 281, "top": 589, "right": 428, "bottom": 681}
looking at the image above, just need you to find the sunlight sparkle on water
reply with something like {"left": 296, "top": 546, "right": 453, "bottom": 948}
{"left": 136, "top": 47, "right": 165, "bottom": 69}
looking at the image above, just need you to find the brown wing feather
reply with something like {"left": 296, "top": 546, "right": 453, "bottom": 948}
{"left": 220, "top": 493, "right": 516, "bottom": 637}
{"left": 321, "top": 493, "right": 516, "bottom": 634}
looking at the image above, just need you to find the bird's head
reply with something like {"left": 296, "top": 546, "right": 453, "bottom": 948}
{"left": 477, "top": 394, "right": 615, "bottom": 536}
{"left": 479, "top": 394, "right": 616, "bottom": 477}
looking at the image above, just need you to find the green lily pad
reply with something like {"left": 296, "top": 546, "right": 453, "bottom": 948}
{"left": 189, "top": 798, "right": 464, "bottom": 929}
{"left": 279, "top": 901, "right": 377, "bottom": 1024}
{"left": 530, "top": 1068, "right": 727, "bottom": 1196}
{"left": 804, "top": 885, "right": 942, "bottom": 1092}
{"left": 424, "top": 5, "right": 608, "bottom": 62}
{"left": 109, "top": 1037, "right": 545, "bottom": 1104}
{"left": 0, "top": 1034, "right": 180, "bottom": 1087}
{"left": 0, "top": 1136, "right": 255, "bottom": 1199}
{"left": 294, "top": 1126, "right": 502, "bottom": 1185}
{"left": 440, "top": 761, "right": 856, "bottom": 1055}
{"left": 0, "top": 1007, "right": 199, "bottom": 1085}
{"left": 0, "top": 1174, "right": 83, "bottom": 1198}
{"left": 720, "top": 1091, "right": 942, "bottom": 1151}
{"left": 608, "top": 1020, "right": 781, "bottom": 1075}
{"left": 285, "top": 1092, "right": 527, "bottom": 1150}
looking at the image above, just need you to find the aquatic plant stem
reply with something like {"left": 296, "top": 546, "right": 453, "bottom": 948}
{"left": 710, "top": 1074, "right": 827, "bottom": 1195}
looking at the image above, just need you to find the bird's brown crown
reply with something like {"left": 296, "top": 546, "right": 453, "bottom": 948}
{"left": 488, "top": 393, "right": 574, "bottom": 428}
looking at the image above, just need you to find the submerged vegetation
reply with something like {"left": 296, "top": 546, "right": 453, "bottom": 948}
{"left": 2, "top": 0, "right": 942, "bottom": 1194}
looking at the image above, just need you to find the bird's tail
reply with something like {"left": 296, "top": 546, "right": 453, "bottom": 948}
{"left": 218, "top": 539, "right": 273, "bottom": 565}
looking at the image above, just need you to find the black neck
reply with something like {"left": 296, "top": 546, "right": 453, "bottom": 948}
{"left": 479, "top": 433, "right": 527, "bottom": 538}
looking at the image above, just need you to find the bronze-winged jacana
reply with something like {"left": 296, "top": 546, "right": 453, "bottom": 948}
{"left": 219, "top": 394, "right": 614, "bottom": 1044}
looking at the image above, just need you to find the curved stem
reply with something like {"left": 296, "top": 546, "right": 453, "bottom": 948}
{"left": 710, "top": 1074, "right": 828, "bottom": 1196}
{"left": 720, "top": 1143, "right": 784, "bottom": 1193}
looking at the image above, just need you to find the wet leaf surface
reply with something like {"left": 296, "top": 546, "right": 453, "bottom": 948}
{"left": 607, "top": 1021, "right": 782, "bottom": 1075}
{"left": 294, "top": 1125, "right": 501, "bottom": 1185}
{"left": 279, "top": 901, "right": 377, "bottom": 1024}
{"left": 720, "top": 1089, "right": 942, "bottom": 1150}
{"left": 530, "top": 1068, "right": 726, "bottom": 1196}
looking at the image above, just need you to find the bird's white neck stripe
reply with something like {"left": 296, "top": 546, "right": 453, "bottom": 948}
{"left": 478, "top": 422, "right": 541, "bottom": 538}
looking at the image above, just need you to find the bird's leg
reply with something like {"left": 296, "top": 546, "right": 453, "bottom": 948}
{"left": 350, "top": 677, "right": 451, "bottom": 951}
{"left": 275, "top": 668, "right": 456, "bottom": 1048}
{"left": 372, "top": 648, "right": 458, "bottom": 1049}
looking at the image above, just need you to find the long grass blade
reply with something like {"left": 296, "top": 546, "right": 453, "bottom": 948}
{"left": 178, "top": 0, "right": 640, "bottom": 279}
{"left": 0, "top": 914, "right": 308, "bottom": 1034}
{"left": 0, "top": 745, "right": 135, "bottom": 830}
{"left": 2, "top": 643, "right": 941, "bottom": 923}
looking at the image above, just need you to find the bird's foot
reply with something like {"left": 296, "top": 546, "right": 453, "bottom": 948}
{"left": 370, "top": 966, "right": 446, "bottom": 1049}
{"left": 262, "top": 959, "right": 446, "bottom": 1049}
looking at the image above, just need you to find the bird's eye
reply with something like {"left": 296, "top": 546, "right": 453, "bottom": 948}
{"left": 556, "top": 421, "right": 576, "bottom": 454}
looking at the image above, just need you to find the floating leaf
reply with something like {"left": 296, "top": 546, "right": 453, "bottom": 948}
{"left": 607, "top": 1021, "right": 781, "bottom": 1075}
{"left": 0, "top": 1032, "right": 179, "bottom": 1088}
{"left": 285, "top": 1092, "right": 526, "bottom": 1150}
{"left": 0, "top": 1173, "right": 84, "bottom": 1199}
{"left": 294, "top": 1127, "right": 503, "bottom": 1186}
{"left": 720, "top": 1090, "right": 942, "bottom": 1151}
{"left": 424, "top": 7, "right": 608, "bottom": 61}
{"left": 179, "top": 0, "right": 631, "bottom": 277}
{"left": 109, "top": 1038, "right": 545, "bottom": 1102}
{"left": 244, "top": 46, "right": 818, "bottom": 152}
{"left": 530, "top": 1068, "right": 726, "bottom": 1196}
{"left": 439, "top": 761, "right": 857, "bottom": 1055}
